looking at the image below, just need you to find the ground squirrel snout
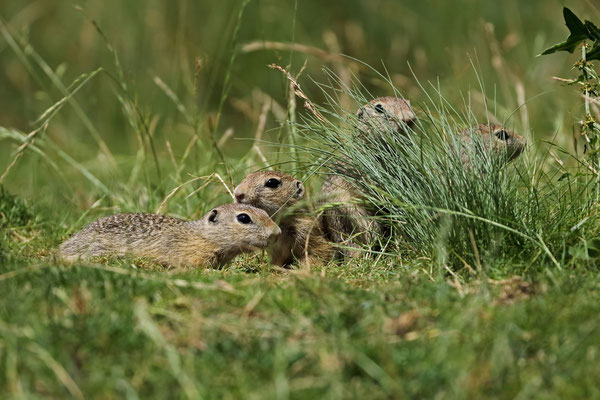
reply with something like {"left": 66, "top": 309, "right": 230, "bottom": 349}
{"left": 234, "top": 171, "right": 333, "bottom": 266}
{"left": 59, "top": 204, "right": 281, "bottom": 268}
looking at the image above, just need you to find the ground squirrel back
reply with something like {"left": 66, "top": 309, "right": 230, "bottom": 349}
{"left": 59, "top": 204, "right": 281, "bottom": 268}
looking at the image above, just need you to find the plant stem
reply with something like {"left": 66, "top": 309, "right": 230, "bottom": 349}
{"left": 583, "top": 43, "right": 590, "bottom": 118}
{"left": 584, "top": 42, "right": 600, "bottom": 199}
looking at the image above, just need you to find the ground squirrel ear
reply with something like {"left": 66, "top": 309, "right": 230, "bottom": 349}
{"left": 208, "top": 209, "right": 218, "bottom": 224}
{"left": 294, "top": 181, "right": 305, "bottom": 199}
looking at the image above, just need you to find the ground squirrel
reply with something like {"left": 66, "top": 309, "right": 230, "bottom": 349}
{"left": 234, "top": 171, "right": 334, "bottom": 267}
{"left": 59, "top": 204, "right": 281, "bottom": 268}
{"left": 322, "top": 96, "right": 417, "bottom": 256}
{"left": 355, "top": 96, "right": 416, "bottom": 135}
{"left": 457, "top": 124, "right": 526, "bottom": 166}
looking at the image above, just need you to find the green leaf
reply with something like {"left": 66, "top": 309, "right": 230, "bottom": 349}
{"left": 564, "top": 7, "right": 586, "bottom": 36}
{"left": 540, "top": 39, "right": 586, "bottom": 55}
{"left": 540, "top": 7, "right": 588, "bottom": 55}
{"left": 569, "top": 242, "right": 589, "bottom": 260}
{"left": 585, "top": 20, "right": 600, "bottom": 41}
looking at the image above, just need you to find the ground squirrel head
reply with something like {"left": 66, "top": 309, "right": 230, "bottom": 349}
{"left": 198, "top": 203, "right": 281, "bottom": 251}
{"left": 356, "top": 96, "right": 416, "bottom": 134}
{"left": 460, "top": 124, "right": 526, "bottom": 163}
{"left": 234, "top": 171, "right": 304, "bottom": 217}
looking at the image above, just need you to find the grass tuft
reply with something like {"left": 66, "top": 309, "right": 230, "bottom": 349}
{"left": 298, "top": 79, "right": 600, "bottom": 272}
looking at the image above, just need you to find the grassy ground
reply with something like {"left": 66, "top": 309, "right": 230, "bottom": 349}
{"left": 2, "top": 0, "right": 600, "bottom": 398}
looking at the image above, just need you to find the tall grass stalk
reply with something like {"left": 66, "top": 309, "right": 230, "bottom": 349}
{"left": 0, "top": 19, "right": 117, "bottom": 168}
{"left": 211, "top": 0, "right": 252, "bottom": 171}
{"left": 78, "top": 9, "right": 164, "bottom": 184}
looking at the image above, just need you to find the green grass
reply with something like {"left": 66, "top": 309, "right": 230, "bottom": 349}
{"left": 1, "top": 254, "right": 600, "bottom": 398}
{"left": 2, "top": 0, "right": 600, "bottom": 398}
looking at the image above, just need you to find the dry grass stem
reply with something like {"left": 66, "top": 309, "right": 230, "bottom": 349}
{"left": 268, "top": 64, "right": 328, "bottom": 124}
{"left": 0, "top": 122, "right": 47, "bottom": 184}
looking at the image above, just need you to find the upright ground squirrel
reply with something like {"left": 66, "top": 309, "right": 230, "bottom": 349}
{"left": 234, "top": 171, "right": 334, "bottom": 267}
{"left": 322, "top": 96, "right": 417, "bottom": 256}
{"left": 59, "top": 204, "right": 281, "bottom": 268}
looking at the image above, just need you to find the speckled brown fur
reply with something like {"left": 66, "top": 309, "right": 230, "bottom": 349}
{"left": 356, "top": 96, "right": 416, "bottom": 134}
{"left": 59, "top": 204, "right": 281, "bottom": 268}
{"left": 457, "top": 124, "right": 526, "bottom": 166}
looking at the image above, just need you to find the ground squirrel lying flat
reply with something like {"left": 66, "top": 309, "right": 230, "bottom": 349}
{"left": 322, "top": 96, "right": 417, "bottom": 256}
{"left": 59, "top": 204, "right": 281, "bottom": 268}
{"left": 234, "top": 171, "right": 334, "bottom": 267}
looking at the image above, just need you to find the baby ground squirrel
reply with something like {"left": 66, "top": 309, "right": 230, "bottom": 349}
{"left": 59, "top": 204, "right": 281, "bottom": 268}
{"left": 234, "top": 171, "right": 334, "bottom": 267}
{"left": 322, "top": 97, "right": 417, "bottom": 256}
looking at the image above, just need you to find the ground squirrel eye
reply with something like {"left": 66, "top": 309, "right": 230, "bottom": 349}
{"left": 495, "top": 129, "right": 510, "bottom": 141}
{"left": 265, "top": 178, "right": 281, "bottom": 188}
{"left": 374, "top": 104, "right": 385, "bottom": 114}
{"left": 236, "top": 213, "right": 252, "bottom": 224}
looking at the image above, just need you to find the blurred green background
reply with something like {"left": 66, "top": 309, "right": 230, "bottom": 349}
{"left": 0, "top": 0, "right": 597, "bottom": 214}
